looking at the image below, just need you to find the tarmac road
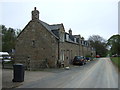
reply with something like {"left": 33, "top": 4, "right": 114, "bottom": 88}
{"left": 18, "top": 57, "right": 118, "bottom": 88}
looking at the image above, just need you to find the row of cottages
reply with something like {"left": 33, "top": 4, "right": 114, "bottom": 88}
{"left": 14, "top": 7, "right": 96, "bottom": 70}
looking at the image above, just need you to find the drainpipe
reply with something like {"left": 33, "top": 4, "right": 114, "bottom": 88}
{"left": 58, "top": 39, "right": 60, "bottom": 61}
{"left": 79, "top": 43, "right": 80, "bottom": 56}
{"left": 56, "top": 38, "right": 60, "bottom": 68}
{"left": 82, "top": 45, "right": 84, "bottom": 56}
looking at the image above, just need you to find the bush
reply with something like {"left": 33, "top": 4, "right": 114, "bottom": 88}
{"left": 85, "top": 55, "right": 92, "bottom": 58}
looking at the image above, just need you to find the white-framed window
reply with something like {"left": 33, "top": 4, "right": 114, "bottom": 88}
{"left": 60, "top": 50, "right": 65, "bottom": 61}
{"left": 62, "top": 33, "right": 64, "bottom": 42}
{"left": 82, "top": 40, "right": 84, "bottom": 45}
{"left": 85, "top": 41, "right": 87, "bottom": 46}
{"left": 87, "top": 42, "right": 89, "bottom": 46}
{"left": 60, "top": 33, "right": 64, "bottom": 42}
{"left": 66, "top": 34, "right": 69, "bottom": 41}
{"left": 62, "top": 51, "right": 64, "bottom": 61}
{"left": 74, "top": 38, "right": 76, "bottom": 43}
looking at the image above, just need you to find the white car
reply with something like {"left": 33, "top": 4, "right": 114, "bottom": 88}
{"left": 0, "top": 52, "right": 11, "bottom": 62}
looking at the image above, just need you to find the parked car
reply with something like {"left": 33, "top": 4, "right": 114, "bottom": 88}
{"left": 3, "top": 56, "right": 11, "bottom": 59}
{"left": 85, "top": 57, "right": 91, "bottom": 61}
{"left": 96, "top": 55, "right": 100, "bottom": 58}
{"left": 112, "top": 54, "right": 119, "bottom": 57}
{"left": 73, "top": 56, "right": 86, "bottom": 65}
{"left": 0, "top": 52, "right": 11, "bottom": 62}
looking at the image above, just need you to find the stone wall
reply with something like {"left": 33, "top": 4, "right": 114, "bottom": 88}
{"left": 14, "top": 20, "right": 58, "bottom": 70}
{"left": 59, "top": 41, "right": 79, "bottom": 66}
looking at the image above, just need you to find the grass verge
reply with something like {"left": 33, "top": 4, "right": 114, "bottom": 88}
{"left": 110, "top": 57, "right": 120, "bottom": 70}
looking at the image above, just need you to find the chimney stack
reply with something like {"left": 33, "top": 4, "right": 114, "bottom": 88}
{"left": 69, "top": 28, "right": 72, "bottom": 35}
{"left": 31, "top": 7, "right": 39, "bottom": 20}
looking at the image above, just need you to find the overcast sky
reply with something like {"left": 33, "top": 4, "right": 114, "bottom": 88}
{"left": 0, "top": 0, "right": 119, "bottom": 40}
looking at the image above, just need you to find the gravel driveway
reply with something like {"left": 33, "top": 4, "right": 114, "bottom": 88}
{"left": 2, "top": 68, "right": 55, "bottom": 88}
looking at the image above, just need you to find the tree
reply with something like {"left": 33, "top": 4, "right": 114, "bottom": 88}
{"left": 1, "top": 25, "right": 21, "bottom": 52}
{"left": 107, "top": 34, "right": 120, "bottom": 56}
{"left": 88, "top": 35, "right": 108, "bottom": 57}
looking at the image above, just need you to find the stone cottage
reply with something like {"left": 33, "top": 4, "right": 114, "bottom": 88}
{"left": 14, "top": 7, "right": 96, "bottom": 70}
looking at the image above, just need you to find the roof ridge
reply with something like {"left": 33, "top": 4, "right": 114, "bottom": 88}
{"left": 50, "top": 24, "right": 62, "bottom": 26}
{"left": 40, "top": 20, "right": 62, "bottom": 26}
{"left": 40, "top": 20, "right": 50, "bottom": 26}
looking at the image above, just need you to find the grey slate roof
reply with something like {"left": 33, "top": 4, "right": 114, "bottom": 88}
{"left": 39, "top": 20, "right": 80, "bottom": 44}
{"left": 51, "top": 30, "right": 59, "bottom": 37}
{"left": 50, "top": 24, "right": 62, "bottom": 30}
{"left": 39, "top": 20, "right": 51, "bottom": 30}
{"left": 39, "top": 20, "right": 62, "bottom": 38}
{"left": 39, "top": 20, "right": 62, "bottom": 31}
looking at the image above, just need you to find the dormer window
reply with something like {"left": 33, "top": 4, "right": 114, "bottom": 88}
{"left": 87, "top": 43, "right": 89, "bottom": 46}
{"left": 66, "top": 34, "right": 69, "bottom": 41}
{"left": 85, "top": 42, "right": 86, "bottom": 46}
{"left": 74, "top": 38, "right": 76, "bottom": 43}
{"left": 82, "top": 40, "right": 84, "bottom": 45}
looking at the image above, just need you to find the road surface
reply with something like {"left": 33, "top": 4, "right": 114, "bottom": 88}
{"left": 18, "top": 58, "right": 118, "bottom": 88}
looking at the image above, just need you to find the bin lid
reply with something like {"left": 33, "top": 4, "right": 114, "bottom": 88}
{"left": 13, "top": 63, "right": 24, "bottom": 66}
